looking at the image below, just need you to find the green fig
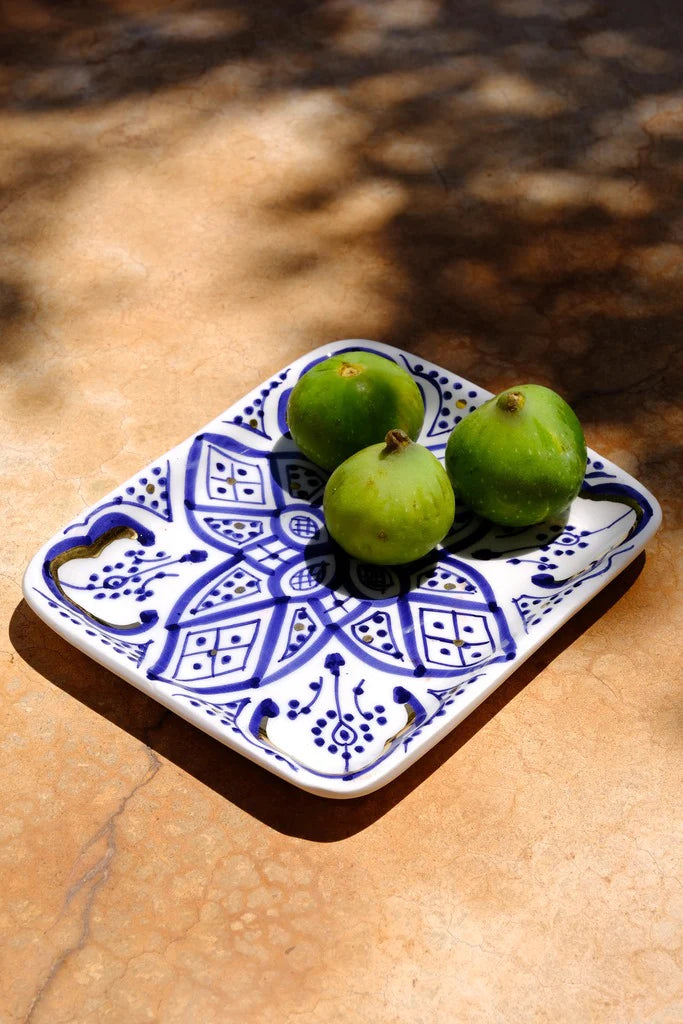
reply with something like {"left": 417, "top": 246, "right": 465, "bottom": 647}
{"left": 445, "top": 384, "right": 587, "bottom": 527}
{"left": 286, "top": 350, "right": 424, "bottom": 472}
{"left": 323, "top": 429, "right": 455, "bottom": 565}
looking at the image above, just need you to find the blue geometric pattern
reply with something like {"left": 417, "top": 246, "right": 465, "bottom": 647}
{"left": 207, "top": 445, "right": 267, "bottom": 505}
{"left": 200, "top": 515, "right": 265, "bottom": 546}
{"left": 31, "top": 342, "right": 658, "bottom": 792}
{"left": 171, "top": 619, "right": 260, "bottom": 683}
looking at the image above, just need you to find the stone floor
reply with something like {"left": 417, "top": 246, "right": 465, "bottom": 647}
{"left": 1, "top": 1, "right": 681, "bottom": 1021}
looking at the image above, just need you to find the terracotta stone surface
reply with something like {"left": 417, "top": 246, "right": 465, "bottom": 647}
{"left": 2, "top": 1, "right": 682, "bottom": 1021}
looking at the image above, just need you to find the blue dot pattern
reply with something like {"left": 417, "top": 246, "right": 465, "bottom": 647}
{"left": 35, "top": 345, "right": 652, "bottom": 789}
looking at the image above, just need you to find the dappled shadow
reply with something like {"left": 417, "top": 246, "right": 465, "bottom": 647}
{"left": 3, "top": 2, "right": 681, "bottom": 821}
{"left": 1, "top": 1, "right": 681, "bottom": 435}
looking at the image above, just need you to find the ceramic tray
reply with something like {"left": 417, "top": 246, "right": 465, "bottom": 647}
{"left": 23, "top": 340, "right": 662, "bottom": 798}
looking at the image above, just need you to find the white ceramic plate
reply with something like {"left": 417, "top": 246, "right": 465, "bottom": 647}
{"left": 23, "top": 340, "right": 662, "bottom": 798}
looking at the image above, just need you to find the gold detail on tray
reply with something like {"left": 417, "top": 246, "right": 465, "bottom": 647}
{"left": 47, "top": 525, "right": 142, "bottom": 630}
{"left": 382, "top": 703, "right": 417, "bottom": 753}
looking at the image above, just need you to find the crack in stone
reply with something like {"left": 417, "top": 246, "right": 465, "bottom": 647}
{"left": 24, "top": 748, "right": 162, "bottom": 1023}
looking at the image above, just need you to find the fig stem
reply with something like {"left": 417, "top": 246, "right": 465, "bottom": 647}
{"left": 497, "top": 390, "right": 526, "bottom": 413}
{"left": 338, "top": 362, "right": 362, "bottom": 378}
{"left": 383, "top": 428, "right": 412, "bottom": 454}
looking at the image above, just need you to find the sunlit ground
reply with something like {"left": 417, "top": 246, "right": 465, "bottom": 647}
{"left": 1, "top": 4, "right": 682, "bottom": 1021}
{"left": 1, "top": 0, "right": 681, "bottom": 518}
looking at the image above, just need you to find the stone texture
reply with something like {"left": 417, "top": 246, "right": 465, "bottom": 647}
{"left": 1, "top": 1, "right": 681, "bottom": 1021}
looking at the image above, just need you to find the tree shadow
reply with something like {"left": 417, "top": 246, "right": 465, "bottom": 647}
{"left": 9, "top": 552, "right": 644, "bottom": 841}
{"left": 3, "top": 3, "right": 678, "bottom": 835}
{"left": 1, "top": 0, "right": 681, "bottom": 443}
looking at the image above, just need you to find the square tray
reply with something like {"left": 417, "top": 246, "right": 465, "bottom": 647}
{"left": 23, "top": 340, "right": 662, "bottom": 798}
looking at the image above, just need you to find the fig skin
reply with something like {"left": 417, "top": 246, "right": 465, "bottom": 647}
{"left": 286, "top": 350, "right": 425, "bottom": 472}
{"left": 323, "top": 429, "right": 455, "bottom": 565}
{"left": 445, "top": 384, "right": 587, "bottom": 527}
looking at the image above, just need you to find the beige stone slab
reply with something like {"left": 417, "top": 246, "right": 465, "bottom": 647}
{"left": 1, "top": 1, "right": 681, "bottom": 1021}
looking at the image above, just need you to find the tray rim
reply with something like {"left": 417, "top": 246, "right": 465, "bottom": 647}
{"left": 22, "top": 339, "right": 663, "bottom": 799}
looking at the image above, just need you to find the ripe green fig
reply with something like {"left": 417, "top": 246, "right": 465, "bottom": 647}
{"left": 286, "top": 350, "right": 424, "bottom": 472}
{"left": 323, "top": 429, "right": 455, "bottom": 565}
{"left": 445, "top": 384, "right": 587, "bottom": 527}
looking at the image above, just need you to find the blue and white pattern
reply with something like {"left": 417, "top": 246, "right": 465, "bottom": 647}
{"left": 24, "top": 340, "right": 661, "bottom": 797}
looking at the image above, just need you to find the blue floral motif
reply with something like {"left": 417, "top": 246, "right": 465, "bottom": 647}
{"left": 143, "top": 429, "right": 515, "bottom": 708}
{"left": 30, "top": 342, "right": 657, "bottom": 790}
